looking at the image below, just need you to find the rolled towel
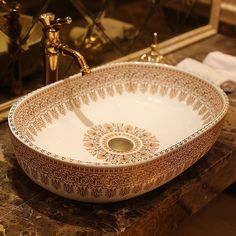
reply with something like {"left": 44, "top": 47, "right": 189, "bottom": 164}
{"left": 203, "top": 51, "right": 236, "bottom": 83}
{"left": 176, "top": 58, "right": 228, "bottom": 85}
{"left": 203, "top": 51, "right": 236, "bottom": 74}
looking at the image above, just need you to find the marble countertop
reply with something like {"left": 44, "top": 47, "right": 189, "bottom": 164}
{"left": 0, "top": 34, "right": 236, "bottom": 236}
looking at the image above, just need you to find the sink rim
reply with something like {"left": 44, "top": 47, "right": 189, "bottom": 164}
{"left": 8, "top": 62, "right": 229, "bottom": 168}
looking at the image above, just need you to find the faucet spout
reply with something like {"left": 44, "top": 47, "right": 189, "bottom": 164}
{"left": 58, "top": 45, "right": 91, "bottom": 75}
{"left": 40, "top": 13, "right": 91, "bottom": 85}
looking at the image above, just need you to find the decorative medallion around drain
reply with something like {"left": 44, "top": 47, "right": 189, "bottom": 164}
{"left": 83, "top": 123, "right": 160, "bottom": 164}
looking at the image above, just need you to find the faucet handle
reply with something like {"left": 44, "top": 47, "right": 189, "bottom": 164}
{"left": 39, "top": 12, "right": 72, "bottom": 28}
{"left": 51, "top": 17, "right": 72, "bottom": 27}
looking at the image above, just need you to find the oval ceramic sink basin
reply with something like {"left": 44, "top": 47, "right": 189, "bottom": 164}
{"left": 9, "top": 62, "right": 229, "bottom": 202}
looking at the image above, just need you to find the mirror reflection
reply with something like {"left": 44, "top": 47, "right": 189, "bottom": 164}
{"left": 0, "top": 0, "right": 211, "bottom": 104}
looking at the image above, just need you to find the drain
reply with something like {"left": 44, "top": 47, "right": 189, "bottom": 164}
{"left": 108, "top": 137, "right": 134, "bottom": 152}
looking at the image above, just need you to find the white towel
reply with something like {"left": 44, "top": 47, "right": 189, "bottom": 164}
{"left": 203, "top": 51, "right": 236, "bottom": 74}
{"left": 176, "top": 58, "right": 227, "bottom": 85}
{"left": 203, "top": 51, "right": 236, "bottom": 83}
{"left": 176, "top": 52, "right": 236, "bottom": 86}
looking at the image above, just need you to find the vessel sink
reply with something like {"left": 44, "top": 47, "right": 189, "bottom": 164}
{"left": 9, "top": 62, "right": 229, "bottom": 202}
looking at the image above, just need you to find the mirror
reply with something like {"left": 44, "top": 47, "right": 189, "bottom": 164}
{"left": 0, "top": 0, "right": 221, "bottom": 122}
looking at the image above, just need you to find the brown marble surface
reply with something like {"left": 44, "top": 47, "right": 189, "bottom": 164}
{"left": 0, "top": 34, "right": 236, "bottom": 236}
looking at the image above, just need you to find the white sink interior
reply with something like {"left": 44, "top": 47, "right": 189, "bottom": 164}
{"left": 33, "top": 89, "right": 203, "bottom": 163}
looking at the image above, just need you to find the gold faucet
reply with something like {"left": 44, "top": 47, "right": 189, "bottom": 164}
{"left": 39, "top": 13, "right": 90, "bottom": 85}
{"left": 139, "top": 32, "right": 168, "bottom": 64}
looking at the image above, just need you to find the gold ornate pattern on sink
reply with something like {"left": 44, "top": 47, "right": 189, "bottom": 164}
{"left": 8, "top": 62, "right": 229, "bottom": 202}
{"left": 83, "top": 123, "right": 159, "bottom": 164}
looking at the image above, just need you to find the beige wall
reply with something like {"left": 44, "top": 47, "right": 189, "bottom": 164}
{"left": 220, "top": 0, "right": 236, "bottom": 25}
{"left": 223, "top": 0, "right": 235, "bottom": 4}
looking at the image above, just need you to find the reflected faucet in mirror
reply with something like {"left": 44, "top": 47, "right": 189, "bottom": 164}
{"left": 0, "top": 0, "right": 22, "bottom": 96}
{"left": 39, "top": 12, "right": 90, "bottom": 86}
{"left": 0, "top": 0, "right": 20, "bottom": 12}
